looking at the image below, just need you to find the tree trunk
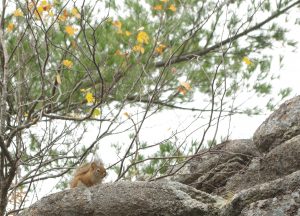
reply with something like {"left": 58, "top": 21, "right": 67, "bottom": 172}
{"left": 0, "top": 184, "right": 8, "bottom": 216}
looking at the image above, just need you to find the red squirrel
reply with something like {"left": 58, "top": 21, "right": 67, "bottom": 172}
{"left": 70, "top": 161, "right": 106, "bottom": 188}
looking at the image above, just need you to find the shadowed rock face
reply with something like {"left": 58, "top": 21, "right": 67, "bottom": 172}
{"left": 19, "top": 96, "right": 300, "bottom": 216}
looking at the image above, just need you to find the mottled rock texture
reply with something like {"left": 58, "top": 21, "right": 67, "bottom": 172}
{"left": 19, "top": 181, "right": 223, "bottom": 216}
{"left": 171, "top": 139, "right": 260, "bottom": 195}
{"left": 253, "top": 95, "right": 300, "bottom": 152}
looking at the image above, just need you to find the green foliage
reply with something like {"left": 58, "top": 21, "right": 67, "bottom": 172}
{"left": 5, "top": 0, "right": 296, "bottom": 120}
{"left": 207, "top": 139, "right": 217, "bottom": 148}
{"left": 253, "top": 83, "right": 272, "bottom": 95}
{"left": 141, "top": 142, "right": 184, "bottom": 177}
{"left": 279, "top": 87, "right": 292, "bottom": 99}
{"left": 111, "top": 140, "right": 185, "bottom": 180}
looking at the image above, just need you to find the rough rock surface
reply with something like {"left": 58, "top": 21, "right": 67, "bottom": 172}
{"left": 239, "top": 189, "right": 300, "bottom": 216}
{"left": 18, "top": 181, "right": 224, "bottom": 216}
{"left": 223, "top": 134, "right": 300, "bottom": 195}
{"left": 221, "top": 170, "right": 300, "bottom": 216}
{"left": 19, "top": 96, "right": 300, "bottom": 216}
{"left": 171, "top": 139, "right": 260, "bottom": 195}
{"left": 171, "top": 95, "right": 300, "bottom": 215}
{"left": 253, "top": 95, "right": 300, "bottom": 152}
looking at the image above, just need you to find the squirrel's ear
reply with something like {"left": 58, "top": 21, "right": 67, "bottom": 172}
{"left": 91, "top": 162, "right": 97, "bottom": 169}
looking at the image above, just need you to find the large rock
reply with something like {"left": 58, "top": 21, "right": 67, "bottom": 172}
{"left": 171, "top": 139, "right": 260, "bottom": 194}
{"left": 223, "top": 134, "right": 300, "bottom": 195}
{"left": 239, "top": 189, "right": 300, "bottom": 216}
{"left": 221, "top": 170, "right": 300, "bottom": 216}
{"left": 172, "top": 133, "right": 300, "bottom": 197}
{"left": 253, "top": 95, "right": 300, "bottom": 153}
{"left": 18, "top": 181, "right": 224, "bottom": 216}
{"left": 169, "top": 96, "right": 300, "bottom": 215}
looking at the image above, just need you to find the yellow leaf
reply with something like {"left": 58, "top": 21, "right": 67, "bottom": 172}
{"left": 112, "top": 21, "right": 122, "bottom": 34}
{"left": 123, "top": 112, "right": 130, "bottom": 118}
{"left": 178, "top": 82, "right": 191, "bottom": 95}
{"left": 37, "top": 6, "right": 44, "bottom": 14}
{"left": 137, "top": 31, "right": 149, "bottom": 44}
{"left": 7, "top": 23, "right": 14, "bottom": 32}
{"left": 65, "top": 25, "right": 77, "bottom": 36}
{"left": 85, "top": 92, "right": 95, "bottom": 103}
{"left": 133, "top": 44, "right": 145, "bottom": 54}
{"left": 169, "top": 4, "right": 176, "bottom": 12}
{"left": 115, "top": 49, "right": 126, "bottom": 57}
{"left": 63, "top": 9, "right": 68, "bottom": 17}
{"left": 49, "top": 10, "right": 54, "bottom": 16}
{"left": 153, "top": 5, "right": 163, "bottom": 11}
{"left": 59, "top": 10, "right": 68, "bottom": 22}
{"left": 180, "top": 82, "right": 191, "bottom": 91}
{"left": 80, "top": 88, "right": 87, "bottom": 92}
{"left": 56, "top": 74, "right": 62, "bottom": 85}
{"left": 113, "top": 21, "right": 122, "bottom": 29}
{"left": 62, "top": 59, "right": 73, "bottom": 68}
{"left": 92, "top": 108, "right": 101, "bottom": 117}
{"left": 177, "top": 86, "right": 187, "bottom": 95}
{"left": 59, "top": 15, "right": 67, "bottom": 22}
{"left": 243, "top": 56, "right": 252, "bottom": 65}
{"left": 43, "top": 4, "right": 51, "bottom": 11}
{"left": 34, "top": 1, "right": 51, "bottom": 13}
{"left": 71, "top": 8, "right": 80, "bottom": 19}
{"left": 13, "top": 9, "right": 24, "bottom": 17}
{"left": 34, "top": 5, "right": 44, "bottom": 19}
{"left": 155, "top": 43, "right": 167, "bottom": 54}
{"left": 125, "top": 31, "right": 132, "bottom": 36}
{"left": 160, "top": 0, "right": 169, "bottom": 2}
{"left": 27, "top": 2, "right": 34, "bottom": 11}
{"left": 41, "top": 0, "right": 51, "bottom": 11}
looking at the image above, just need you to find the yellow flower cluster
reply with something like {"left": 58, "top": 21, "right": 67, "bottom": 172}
{"left": 137, "top": 31, "right": 149, "bottom": 44}
{"left": 112, "top": 20, "right": 150, "bottom": 55}
{"left": 155, "top": 43, "right": 167, "bottom": 54}
{"left": 153, "top": 1, "right": 177, "bottom": 12}
{"left": 80, "top": 89, "right": 95, "bottom": 103}
{"left": 85, "top": 92, "right": 95, "bottom": 103}
{"left": 65, "top": 25, "right": 77, "bottom": 36}
{"left": 7, "top": 23, "right": 14, "bottom": 32}
{"left": 112, "top": 20, "right": 132, "bottom": 36}
{"left": 178, "top": 82, "right": 192, "bottom": 95}
{"left": 62, "top": 60, "right": 73, "bottom": 68}
{"left": 13, "top": 9, "right": 24, "bottom": 17}
{"left": 243, "top": 56, "right": 253, "bottom": 65}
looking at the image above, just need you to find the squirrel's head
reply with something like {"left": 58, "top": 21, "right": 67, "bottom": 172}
{"left": 91, "top": 162, "right": 107, "bottom": 178}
